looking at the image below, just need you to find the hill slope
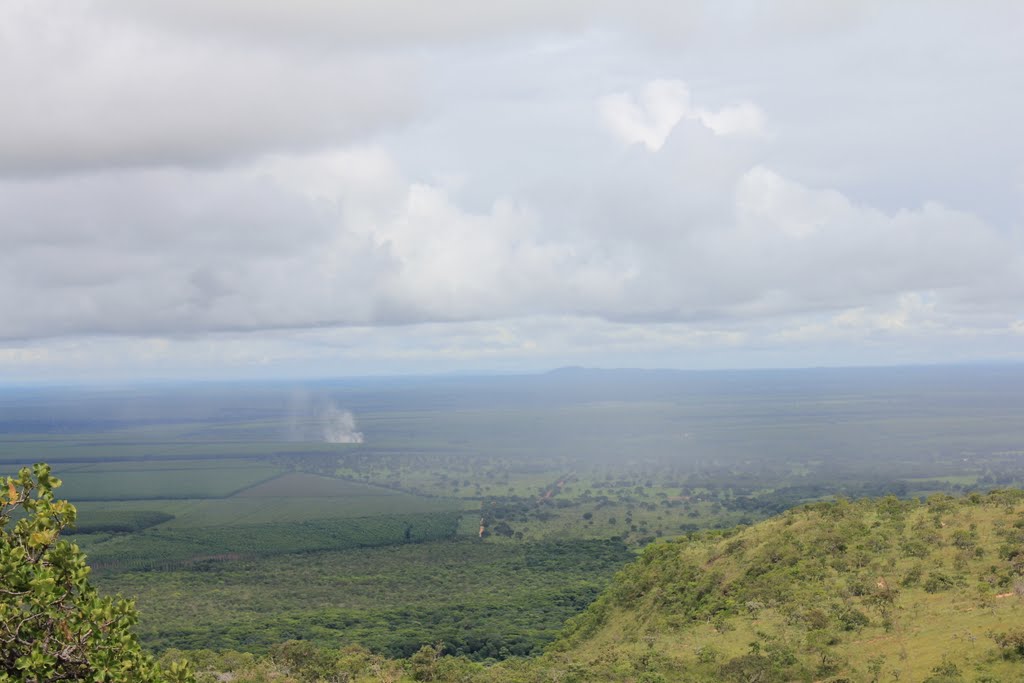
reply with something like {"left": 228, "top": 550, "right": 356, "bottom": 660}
{"left": 533, "top": 489, "right": 1024, "bottom": 682}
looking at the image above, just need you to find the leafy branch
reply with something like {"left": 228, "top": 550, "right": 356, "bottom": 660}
{"left": 0, "top": 463, "right": 193, "bottom": 683}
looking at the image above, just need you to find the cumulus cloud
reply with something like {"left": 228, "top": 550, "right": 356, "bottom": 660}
{"left": 599, "top": 80, "right": 764, "bottom": 150}
{"left": 100, "top": 0, "right": 605, "bottom": 47}
{"left": 1, "top": 0, "right": 1023, "bottom": 375}
{"left": 0, "top": 1, "right": 418, "bottom": 174}
{"left": 697, "top": 103, "right": 766, "bottom": 137}
{"left": 0, "top": 137, "right": 1013, "bottom": 345}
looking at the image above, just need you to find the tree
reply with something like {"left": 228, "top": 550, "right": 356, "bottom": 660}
{"left": 0, "top": 463, "right": 193, "bottom": 682}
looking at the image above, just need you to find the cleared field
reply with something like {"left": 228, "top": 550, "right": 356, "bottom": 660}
{"left": 66, "top": 510, "right": 175, "bottom": 534}
{"left": 0, "top": 436, "right": 346, "bottom": 466}
{"left": 58, "top": 459, "right": 279, "bottom": 473}
{"left": 163, "top": 491, "right": 466, "bottom": 528}
{"left": 73, "top": 499, "right": 194, "bottom": 516}
{"left": 54, "top": 464, "right": 282, "bottom": 500}
{"left": 72, "top": 493, "right": 469, "bottom": 530}
{"left": 238, "top": 471, "right": 429, "bottom": 498}
{"left": 85, "top": 511, "right": 465, "bottom": 571}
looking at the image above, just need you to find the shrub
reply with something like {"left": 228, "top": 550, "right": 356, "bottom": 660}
{"left": 0, "top": 464, "right": 193, "bottom": 683}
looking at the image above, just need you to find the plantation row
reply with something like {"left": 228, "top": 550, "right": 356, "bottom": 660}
{"left": 55, "top": 464, "right": 284, "bottom": 500}
{"left": 66, "top": 509, "right": 176, "bottom": 534}
{"left": 85, "top": 511, "right": 463, "bottom": 571}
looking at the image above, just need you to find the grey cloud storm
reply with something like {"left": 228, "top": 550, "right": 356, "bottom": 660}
{"left": 2, "top": 0, "right": 1023, "bottom": 378}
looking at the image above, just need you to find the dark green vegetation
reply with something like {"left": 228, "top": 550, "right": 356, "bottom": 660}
{"left": 3, "top": 365, "right": 1024, "bottom": 669}
{"left": 64, "top": 509, "right": 175, "bottom": 534}
{"left": 113, "top": 538, "right": 631, "bottom": 658}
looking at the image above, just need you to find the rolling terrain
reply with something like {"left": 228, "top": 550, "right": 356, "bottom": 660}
{"left": 178, "top": 490, "right": 1024, "bottom": 682}
{"left": 3, "top": 366, "right": 1024, "bottom": 671}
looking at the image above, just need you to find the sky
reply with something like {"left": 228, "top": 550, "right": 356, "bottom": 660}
{"left": 2, "top": 1, "right": 1023, "bottom": 382}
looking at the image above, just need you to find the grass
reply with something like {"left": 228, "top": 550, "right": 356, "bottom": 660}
{"left": 164, "top": 496, "right": 465, "bottom": 527}
{"left": 85, "top": 512, "right": 465, "bottom": 571}
{"left": 66, "top": 509, "right": 175, "bottom": 534}
{"left": 543, "top": 490, "right": 1024, "bottom": 681}
{"left": 54, "top": 465, "right": 282, "bottom": 500}
{"left": 237, "top": 472, "right": 433, "bottom": 498}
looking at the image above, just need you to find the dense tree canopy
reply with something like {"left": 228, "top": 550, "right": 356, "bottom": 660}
{"left": 0, "top": 464, "right": 192, "bottom": 682}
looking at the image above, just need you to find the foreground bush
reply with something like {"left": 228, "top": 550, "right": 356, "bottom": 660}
{"left": 0, "top": 463, "right": 193, "bottom": 682}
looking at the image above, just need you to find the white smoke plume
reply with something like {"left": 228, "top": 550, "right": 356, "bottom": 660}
{"left": 320, "top": 404, "right": 364, "bottom": 444}
{"left": 285, "top": 391, "right": 365, "bottom": 444}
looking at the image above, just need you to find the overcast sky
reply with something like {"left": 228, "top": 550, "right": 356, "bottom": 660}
{"left": 2, "top": 1, "right": 1023, "bottom": 381}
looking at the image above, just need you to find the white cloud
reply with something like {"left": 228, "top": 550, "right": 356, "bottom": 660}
{"left": 1, "top": 1, "right": 1022, "bottom": 376}
{"left": 0, "top": 1, "right": 418, "bottom": 174}
{"left": 695, "top": 102, "right": 767, "bottom": 137}
{"left": 599, "top": 80, "right": 765, "bottom": 150}
{"left": 599, "top": 80, "right": 693, "bottom": 151}
{"left": 0, "top": 141, "right": 1013, "bottom": 349}
{"left": 736, "top": 165, "right": 846, "bottom": 238}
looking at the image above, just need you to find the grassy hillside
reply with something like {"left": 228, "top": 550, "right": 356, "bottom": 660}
{"left": 185, "top": 490, "right": 1024, "bottom": 682}
{"left": 537, "top": 489, "right": 1024, "bottom": 682}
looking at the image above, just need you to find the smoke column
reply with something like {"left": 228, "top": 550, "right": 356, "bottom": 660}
{"left": 285, "top": 390, "right": 364, "bottom": 444}
{"left": 321, "top": 404, "right": 364, "bottom": 444}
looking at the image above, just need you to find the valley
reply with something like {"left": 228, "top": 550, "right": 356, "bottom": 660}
{"left": 3, "top": 366, "right": 1024, "bottom": 680}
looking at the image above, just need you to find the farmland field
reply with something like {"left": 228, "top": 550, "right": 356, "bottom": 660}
{"left": 237, "top": 471, "right": 447, "bottom": 499}
{"left": 56, "top": 463, "right": 282, "bottom": 500}
{"left": 82, "top": 512, "right": 466, "bottom": 572}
